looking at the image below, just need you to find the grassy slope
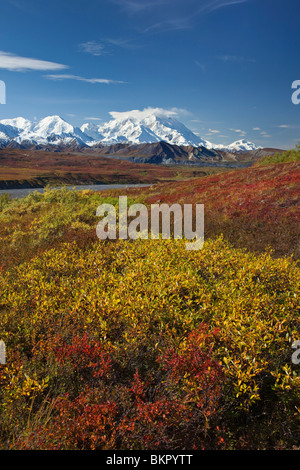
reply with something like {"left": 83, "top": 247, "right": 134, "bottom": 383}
{"left": 105, "top": 159, "right": 300, "bottom": 260}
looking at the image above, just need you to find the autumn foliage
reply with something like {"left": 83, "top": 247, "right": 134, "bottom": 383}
{"left": 0, "top": 154, "right": 299, "bottom": 450}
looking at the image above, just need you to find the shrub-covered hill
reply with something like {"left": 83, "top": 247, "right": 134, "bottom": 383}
{"left": 254, "top": 143, "right": 300, "bottom": 167}
{"left": 114, "top": 158, "right": 300, "bottom": 260}
{"left": 0, "top": 237, "right": 299, "bottom": 450}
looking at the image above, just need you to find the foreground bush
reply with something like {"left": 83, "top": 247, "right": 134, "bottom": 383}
{"left": 0, "top": 236, "right": 299, "bottom": 449}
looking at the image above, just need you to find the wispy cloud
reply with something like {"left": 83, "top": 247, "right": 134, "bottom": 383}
{"left": 253, "top": 127, "right": 261, "bottom": 131}
{"left": 217, "top": 54, "right": 256, "bottom": 63}
{"left": 0, "top": 51, "right": 68, "bottom": 72}
{"left": 276, "top": 124, "right": 300, "bottom": 130}
{"left": 79, "top": 38, "right": 138, "bottom": 56}
{"left": 3, "top": 0, "right": 30, "bottom": 11}
{"left": 112, "top": 0, "right": 249, "bottom": 34}
{"left": 206, "top": 0, "right": 248, "bottom": 13}
{"left": 149, "top": 0, "right": 249, "bottom": 34}
{"left": 230, "top": 128, "right": 247, "bottom": 135}
{"left": 143, "top": 17, "right": 191, "bottom": 33}
{"left": 114, "top": 0, "right": 248, "bottom": 16}
{"left": 195, "top": 61, "right": 207, "bottom": 72}
{"left": 79, "top": 41, "right": 107, "bottom": 56}
{"left": 110, "top": 0, "right": 169, "bottom": 15}
{"left": 105, "top": 37, "right": 138, "bottom": 49}
{"left": 44, "top": 74, "right": 126, "bottom": 84}
{"left": 208, "top": 128, "right": 220, "bottom": 133}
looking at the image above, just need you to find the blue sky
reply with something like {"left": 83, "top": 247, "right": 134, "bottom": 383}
{"left": 0, "top": 0, "right": 299, "bottom": 149}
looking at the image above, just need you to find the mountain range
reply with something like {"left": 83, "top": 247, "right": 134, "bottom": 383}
{"left": 0, "top": 113, "right": 261, "bottom": 153}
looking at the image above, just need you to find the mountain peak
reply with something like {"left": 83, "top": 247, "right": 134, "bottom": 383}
{"left": 34, "top": 115, "right": 74, "bottom": 137}
{"left": 81, "top": 110, "right": 212, "bottom": 147}
{"left": 227, "top": 139, "right": 261, "bottom": 152}
{"left": 39, "top": 115, "right": 66, "bottom": 123}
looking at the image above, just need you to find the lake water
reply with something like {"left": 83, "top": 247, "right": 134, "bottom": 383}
{"left": 0, "top": 183, "right": 151, "bottom": 199}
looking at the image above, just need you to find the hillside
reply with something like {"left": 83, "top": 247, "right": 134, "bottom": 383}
{"left": 87, "top": 141, "right": 282, "bottom": 165}
{"left": 105, "top": 157, "right": 300, "bottom": 260}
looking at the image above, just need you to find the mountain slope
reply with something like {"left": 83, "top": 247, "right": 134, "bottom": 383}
{"left": 89, "top": 141, "right": 224, "bottom": 164}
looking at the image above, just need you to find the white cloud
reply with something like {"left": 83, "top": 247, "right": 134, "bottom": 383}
{"left": 79, "top": 41, "right": 106, "bottom": 56}
{"left": 230, "top": 128, "right": 246, "bottom": 135}
{"left": 109, "top": 107, "right": 188, "bottom": 120}
{"left": 253, "top": 127, "right": 260, "bottom": 131}
{"left": 44, "top": 74, "right": 125, "bottom": 84}
{"left": 278, "top": 124, "right": 290, "bottom": 128}
{"left": 208, "top": 128, "right": 220, "bottom": 133}
{"left": 0, "top": 51, "right": 68, "bottom": 71}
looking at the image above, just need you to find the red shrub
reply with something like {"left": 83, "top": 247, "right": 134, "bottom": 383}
{"left": 158, "top": 324, "right": 224, "bottom": 413}
{"left": 55, "top": 333, "right": 111, "bottom": 379}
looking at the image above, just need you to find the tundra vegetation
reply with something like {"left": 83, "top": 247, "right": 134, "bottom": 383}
{"left": 0, "top": 147, "right": 299, "bottom": 450}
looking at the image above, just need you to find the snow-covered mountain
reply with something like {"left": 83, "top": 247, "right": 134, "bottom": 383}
{"left": 0, "top": 115, "right": 92, "bottom": 147}
{"left": 81, "top": 113, "right": 211, "bottom": 147}
{"left": 213, "top": 139, "right": 259, "bottom": 153}
{"left": 0, "top": 113, "right": 260, "bottom": 152}
{"left": 0, "top": 117, "right": 33, "bottom": 136}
